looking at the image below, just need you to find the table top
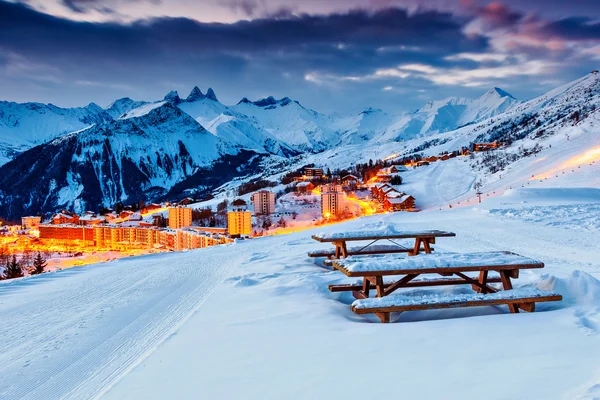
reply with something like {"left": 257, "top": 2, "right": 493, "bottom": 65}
{"left": 312, "top": 230, "right": 456, "bottom": 242}
{"left": 333, "top": 251, "right": 544, "bottom": 277}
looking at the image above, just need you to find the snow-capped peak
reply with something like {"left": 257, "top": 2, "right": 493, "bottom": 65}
{"left": 186, "top": 86, "right": 204, "bottom": 102}
{"left": 206, "top": 88, "right": 218, "bottom": 102}
{"left": 481, "top": 87, "right": 516, "bottom": 100}
{"left": 164, "top": 90, "right": 181, "bottom": 105}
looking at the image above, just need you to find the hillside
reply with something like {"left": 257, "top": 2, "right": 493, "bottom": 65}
{"left": 1, "top": 73, "right": 598, "bottom": 219}
{"left": 0, "top": 103, "right": 261, "bottom": 219}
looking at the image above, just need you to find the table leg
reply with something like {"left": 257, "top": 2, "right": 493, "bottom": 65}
{"left": 500, "top": 270, "right": 519, "bottom": 313}
{"left": 362, "top": 277, "right": 370, "bottom": 298}
{"left": 422, "top": 238, "right": 432, "bottom": 254}
{"left": 375, "top": 276, "right": 385, "bottom": 298}
{"left": 472, "top": 270, "right": 488, "bottom": 293}
{"left": 411, "top": 238, "right": 422, "bottom": 256}
{"left": 341, "top": 241, "right": 349, "bottom": 258}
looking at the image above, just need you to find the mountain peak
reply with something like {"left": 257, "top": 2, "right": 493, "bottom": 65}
{"left": 186, "top": 86, "right": 204, "bottom": 102}
{"left": 206, "top": 87, "right": 218, "bottom": 102}
{"left": 253, "top": 96, "right": 278, "bottom": 107}
{"left": 164, "top": 90, "right": 181, "bottom": 104}
{"left": 484, "top": 87, "right": 515, "bottom": 100}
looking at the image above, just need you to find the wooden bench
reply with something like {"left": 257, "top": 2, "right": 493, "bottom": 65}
{"left": 329, "top": 272, "right": 502, "bottom": 292}
{"left": 351, "top": 288, "right": 562, "bottom": 323}
{"left": 308, "top": 244, "right": 433, "bottom": 258}
{"left": 331, "top": 251, "right": 562, "bottom": 322}
{"left": 310, "top": 229, "right": 455, "bottom": 259}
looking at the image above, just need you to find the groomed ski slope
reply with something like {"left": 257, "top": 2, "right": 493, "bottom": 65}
{"left": 0, "top": 246, "right": 245, "bottom": 400}
{"left": 103, "top": 197, "right": 600, "bottom": 400}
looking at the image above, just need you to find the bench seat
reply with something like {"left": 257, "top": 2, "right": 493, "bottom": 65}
{"left": 351, "top": 288, "right": 562, "bottom": 322}
{"left": 308, "top": 244, "right": 420, "bottom": 258}
{"left": 329, "top": 272, "right": 502, "bottom": 292}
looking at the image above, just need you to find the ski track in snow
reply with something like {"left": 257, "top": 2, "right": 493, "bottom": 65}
{"left": 0, "top": 247, "right": 241, "bottom": 400}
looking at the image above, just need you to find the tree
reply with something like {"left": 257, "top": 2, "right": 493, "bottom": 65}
{"left": 5, "top": 255, "right": 23, "bottom": 279}
{"left": 216, "top": 199, "right": 229, "bottom": 214}
{"left": 390, "top": 175, "right": 403, "bottom": 185}
{"left": 232, "top": 198, "right": 247, "bottom": 207}
{"left": 31, "top": 252, "right": 47, "bottom": 275}
{"left": 276, "top": 217, "right": 287, "bottom": 228}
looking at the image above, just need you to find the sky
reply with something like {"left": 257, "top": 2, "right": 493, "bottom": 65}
{"left": 2, "top": 0, "right": 600, "bottom": 114}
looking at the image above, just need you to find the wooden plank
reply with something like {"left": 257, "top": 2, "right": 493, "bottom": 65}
{"left": 311, "top": 231, "right": 457, "bottom": 243}
{"left": 362, "top": 277, "right": 370, "bottom": 297}
{"left": 422, "top": 239, "right": 432, "bottom": 254}
{"left": 375, "top": 312, "right": 390, "bottom": 323}
{"left": 454, "top": 271, "right": 497, "bottom": 294}
{"left": 352, "top": 290, "right": 368, "bottom": 300}
{"left": 499, "top": 271, "right": 519, "bottom": 314}
{"left": 328, "top": 277, "right": 503, "bottom": 292}
{"left": 375, "top": 276, "right": 385, "bottom": 297}
{"left": 410, "top": 238, "right": 422, "bottom": 256}
{"left": 383, "top": 274, "right": 419, "bottom": 296}
{"left": 472, "top": 270, "right": 488, "bottom": 293}
{"left": 333, "top": 262, "right": 544, "bottom": 277}
{"left": 351, "top": 294, "right": 563, "bottom": 314}
{"left": 308, "top": 247, "right": 424, "bottom": 258}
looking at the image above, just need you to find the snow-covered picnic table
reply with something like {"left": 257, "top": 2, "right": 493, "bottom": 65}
{"left": 329, "top": 251, "right": 562, "bottom": 322}
{"left": 310, "top": 229, "right": 456, "bottom": 258}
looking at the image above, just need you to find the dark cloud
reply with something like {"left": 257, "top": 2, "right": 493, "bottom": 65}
{"left": 0, "top": 2, "right": 488, "bottom": 71}
{"left": 538, "top": 17, "right": 600, "bottom": 41}
{"left": 1, "top": 0, "right": 600, "bottom": 113}
{"left": 60, "top": 0, "right": 159, "bottom": 14}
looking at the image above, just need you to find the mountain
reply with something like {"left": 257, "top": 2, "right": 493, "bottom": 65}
{"left": 0, "top": 103, "right": 261, "bottom": 219}
{"left": 0, "top": 101, "right": 113, "bottom": 164}
{"left": 178, "top": 89, "right": 299, "bottom": 157}
{"left": 232, "top": 96, "right": 341, "bottom": 152}
{"left": 4, "top": 73, "right": 597, "bottom": 220}
{"left": 105, "top": 97, "right": 150, "bottom": 119}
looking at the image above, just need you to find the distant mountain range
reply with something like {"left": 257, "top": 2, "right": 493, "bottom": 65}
{"left": 0, "top": 73, "right": 596, "bottom": 220}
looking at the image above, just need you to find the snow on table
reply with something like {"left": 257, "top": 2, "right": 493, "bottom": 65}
{"left": 336, "top": 251, "right": 542, "bottom": 273}
{"left": 313, "top": 229, "right": 454, "bottom": 241}
{"left": 352, "top": 288, "right": 561, "bottom": 309}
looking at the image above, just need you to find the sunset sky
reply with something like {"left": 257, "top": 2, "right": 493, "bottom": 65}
{"left": 3, "top": 0, "right": 600, "bottom": 112}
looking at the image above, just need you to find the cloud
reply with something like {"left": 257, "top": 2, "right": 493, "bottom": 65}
{"left": 59, "top": 0, "right": 160, "bottom": 14}
{"left": 222, "top": 0, "right": 261, "bottom": 17}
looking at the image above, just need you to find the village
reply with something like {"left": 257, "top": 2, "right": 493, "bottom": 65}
{"left": 0, "top": 141, "right": 505, "bottom": 280}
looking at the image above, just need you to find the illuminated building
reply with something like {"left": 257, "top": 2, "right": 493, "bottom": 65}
{"left": 168, "top": 207, "right": 192, "bottom": 229}
{"left": 227, "top": 211, "right": 252, "bottom": 237}
{"left": 21, "top": 216, "right": 41, "bottom": 229}
{"left": 251, "top": 190, "right": 276, "bottom": 215}
{"left": 321, "top": 191, "right": 345, "bottom": 218}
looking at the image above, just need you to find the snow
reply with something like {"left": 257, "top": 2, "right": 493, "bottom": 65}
{"left": 336, "top": 251, "right": 540, "bottom": 273}
{"left": 352, "top": 287, "right": 560, "bottom": 309}
{"left": 3, "top": 75, "right": 600, "bottom": 399}
{"left": 119, "top": 101, "right": 166, "bottom": 119}
{"left": 313, "top": 225, "right": 451, "bottom": 240}
{"left": 0, "top": 245, "right": 242, "bottom": 399}
{"left": 2, "top": 181, "right": 600, "bottom": 400}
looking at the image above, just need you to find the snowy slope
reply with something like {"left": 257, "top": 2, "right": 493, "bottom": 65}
{"left": 2, "top": 190, "right": 600, "bottom": 399}
{"left": 0, "top": 101, "right": 112, "bottom": 165}
{"left": 232, "top": 97, "right": 341, "bottom": 152}
{"left": 177, "top": 89, "right": 299, "bottom": 157}
{"left": 105, "top": 97, "right": 150, "bottom": 119}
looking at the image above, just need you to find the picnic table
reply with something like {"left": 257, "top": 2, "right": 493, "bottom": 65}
{"left": 309, "top": 230, "right": 456, "bottom": 259}
{"left": 330, "top": 251, "right": 562, "bottom": 322}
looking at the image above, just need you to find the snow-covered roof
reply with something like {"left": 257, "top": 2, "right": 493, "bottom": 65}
{"left": 296, "top": 182, "right": 313, "bottom": 187}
